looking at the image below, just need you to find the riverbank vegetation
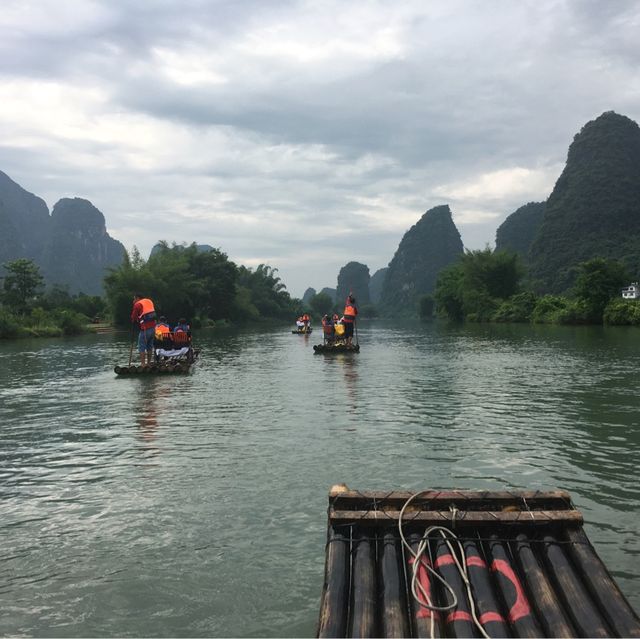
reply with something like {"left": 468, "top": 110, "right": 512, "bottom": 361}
{"left": 430, "top": 250, "right": 638, "bottom": 325}
{"left": 0, "top": 258, "right": 103, "bottom": 338}
{"left": 0, "top": 244, "right": 300, "bottom": 339}
{"left": 105, "top": 242, "right": 298, "bottom": 326}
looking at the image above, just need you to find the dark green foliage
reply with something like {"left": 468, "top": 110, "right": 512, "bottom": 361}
{"left": 0, "top": 308, "right": 20, "bottom": 337}
{"left": 55, "top": 310, "right": 87, "bottom": 335}
{"left": 1, "top": 258, "right": 45, "bottom": 314}
{"left": 418, "top": 295, "right": 435, "bottom": 319}
{"left": 381, "top": 205, "right": 463, "bottom": 316}
{"left": 495, "top": 202, "right": 546, "bottom": 261}
{"left": 434, "top": 249, "right": 524, "bottom": 322}
{"left": 434, "top": 264, "right": 464, "bottom": 321}
{"left": 529, "top": 111, "right": 640, "bottom": 292}
{"left": 234, "top": 264, "right": 293, "bottom": 320}
{"left": 336, "top": 262, "right": 370, "bottom": 305}
{"left": 105, "top": 244, "right": 295, "bottom": 325}
{"left": 571, "top": 258, "right": 629, "bottom": 322}
{"left": 492, "top": 292, "right": 538, "bottom": 323}
{"left": 603, "top": 299, "right": 640, "bottom": 325}
{"left": 309, "top": 292, "right": 333, "bottom": 316}
{"left": 531, "top": 295, "right": 571, "bottom": 323}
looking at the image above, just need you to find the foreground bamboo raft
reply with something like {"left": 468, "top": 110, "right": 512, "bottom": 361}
{"left": 317, "top": 486, "right": 640, "bottom": 638}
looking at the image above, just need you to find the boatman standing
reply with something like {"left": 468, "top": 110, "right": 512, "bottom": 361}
{"left": 342, "top": 294, "right": 358, "bottom": 346}
{"left": 131, "top": 293, "right": 157, "bottom": 366}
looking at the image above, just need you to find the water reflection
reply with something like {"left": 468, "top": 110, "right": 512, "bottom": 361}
{"left": 133, "top": 379, "right": 170, "bottom": 461}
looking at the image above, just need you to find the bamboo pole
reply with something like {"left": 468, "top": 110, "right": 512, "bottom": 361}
{"left": 540, "top": 534, "right": 611, "bottom": 638}
{"left": 379, "top": 531, "right": 410, "bottom": 638}
{"left": 349, "top": 531, "right": 377, "bottom": 638}
{"left": 565, "top": 528, "right": 640, "bottom": 638}
{"left": 317, "top": 526, "right": 350, "bottom": 638}
{"left": 485, "top": 534, "right": 543, "bottom": 638}
{"left": 511, "top": 533, "right": 575, "bottom": 638}
{"left": 462, "top": 539, "right": 511, "bottom": 638}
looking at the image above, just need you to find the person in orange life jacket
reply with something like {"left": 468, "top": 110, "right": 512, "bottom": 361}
{"left": 321, "top": 314, "right": 334, "bottom": 344}
{"left": 301, "top": 312, "right": 311, "bottom": 331}
{"left": 131, "top": 293, "right": 157, "bottom": 366}
{"left": 172, "top": 318, "right": 192, "bottom": 346}
{"left": 342, "top": 294, "right": 358, "bottom": 346}
{"left": 154, "top": 316, "right": 172, "bottom": 348}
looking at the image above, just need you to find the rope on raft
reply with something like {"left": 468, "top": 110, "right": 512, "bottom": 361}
{"left": 398, "top": 491, "right": 492, "bottom": 639}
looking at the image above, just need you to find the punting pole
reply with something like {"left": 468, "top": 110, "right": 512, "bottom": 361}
{"left": 511, "top": 533, "right": 575, "bottom": 638}
{"left": 433, "top": 537, "right": 476, "bottom": 638}
{"left": 349, "top": 530, "right": 377, "bottom": 638}
{"left": 485, "top": 535, "right": 543, "bottom": 638}
{"left": 379, "top": 531, "right": 410, "bottom": 638}
{"left": 407, "top": 533, "right": 441, "bottom": 638}
{"left": 564, "top": 527, "right": 640, "bottom": 638}
{"left": 462, "top": 540, "right": 511, "bottom": 638}
{"left": 541, "top": 534, "right": 612, "bottom": 638}
{"left": 317, "top": 526, "right": 350, "bottom": 638}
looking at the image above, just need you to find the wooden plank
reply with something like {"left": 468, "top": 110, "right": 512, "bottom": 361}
{"left": 329, "top": 488, "right": 573, "bottom": 509}
{"left": 329, "top": 509, "right": 583, "bottom": 526}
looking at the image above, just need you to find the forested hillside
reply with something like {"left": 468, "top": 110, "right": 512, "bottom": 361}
{"left": 528, "top": 111, "right": 640, "bottom": 292}
{"left": 380, "top": 205, "right": 463, "bottom": 315}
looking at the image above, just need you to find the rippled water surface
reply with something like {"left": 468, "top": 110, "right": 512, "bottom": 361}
{"left": 1, "top": 321, "right": 639, "bottom": 636}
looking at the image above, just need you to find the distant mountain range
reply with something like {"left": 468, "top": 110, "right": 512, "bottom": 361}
{"left": 0, "top": 171, "right": 125, "bottom": 295}
{"left": 322, "top": 110, "right": 640, "bottom": 314}
{"left": 3, "top": 110, "right": 638, "bottom": 307}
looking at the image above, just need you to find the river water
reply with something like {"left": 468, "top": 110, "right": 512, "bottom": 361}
{"left": 0, "top": 320, "right": 638, "bottom": 637}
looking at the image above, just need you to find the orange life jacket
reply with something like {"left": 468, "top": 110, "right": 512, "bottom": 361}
{"left": 134, "top": 298, "right": 156, "bottom": 329}
{"left": 343, "top": 304, "right": 357, "bottom": 322}
{"left": 155, "top": 323, "right": 170, "bottom": 339}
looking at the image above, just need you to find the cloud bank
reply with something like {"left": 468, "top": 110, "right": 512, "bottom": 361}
{"left": 1, "top": 0, "right": 639, "bottom": 295}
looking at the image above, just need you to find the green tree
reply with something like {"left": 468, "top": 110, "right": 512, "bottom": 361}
{"left": 572, "top": 258, "right": 629, "bottom": 322}
{"left": 1, "top": 259, "right": 44, "bottom": 314}
{"left": 309, "top": 292, "right": 333, "bottom": 316}
{"left": 435, "top": 249, "right": 523, "bottom": 321}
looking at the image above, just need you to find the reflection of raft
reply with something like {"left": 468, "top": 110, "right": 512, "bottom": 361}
{"left": 292, "top": 328, "right": 313, "bottom": 334}
{"left": 313, "top": 343, "right": 359, "bottom": 353}
{"left": 317, "top": 486, "right": 640, "bottom": 638}
{"left": 114, "top": 349, "right": 200, "bottom": 376}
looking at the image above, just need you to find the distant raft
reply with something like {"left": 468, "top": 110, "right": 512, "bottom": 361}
{"left": 317, "top": 486, "right": 640, "bottom": 639}
{"left": 313, "top": 343, "right": 359, "bottom": 353}
{"left": 114, "top": 348, "right": 200, "bottom": 376}
{"left": 292, "top": 327, "right": 313, "bottom": 334}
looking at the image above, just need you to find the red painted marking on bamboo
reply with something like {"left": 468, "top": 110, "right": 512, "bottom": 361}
{"left": 408, "top": 556, "right": 439, "bottom": 619}
{"left": 479, "top": 611, "right": 507, "bottom": 625}
{"left": 435, "top": 553, "right": 455, "bottom": 568}
{"left": 466, "top": 555, "right": 487, "bottom": 568}
{"left": 491, "top": 559, "right": 531, "bottom": 622}
{"left": 446, "top": 611, "right": 473, "bottom": 624}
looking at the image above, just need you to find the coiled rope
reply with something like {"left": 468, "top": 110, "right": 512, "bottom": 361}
{"left": 398, "top": 491, "right": 492, "bottom": 639}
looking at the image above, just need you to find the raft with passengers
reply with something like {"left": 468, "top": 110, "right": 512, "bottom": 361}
{"left": 292, "top": 312, "right": 313, "bottom": 334}
{"left": 114, "top": 294, "right": 199, "bottom": 376}
{"left": 313, "top": 295, "right": 359, "bottom": 353}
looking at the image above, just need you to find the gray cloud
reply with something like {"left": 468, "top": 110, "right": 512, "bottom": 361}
{"left": 1, "top": 0, "right": 639, "bottom": 296}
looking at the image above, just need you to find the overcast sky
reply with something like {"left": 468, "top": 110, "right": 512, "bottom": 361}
{"left": 1, "top": 0, "right": 639, "bottom": 297}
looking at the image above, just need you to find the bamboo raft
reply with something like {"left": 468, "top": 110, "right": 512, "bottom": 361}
{"left": 317, "top": 486, "right": 640, "bottom": 638}
{"left": 293, "top": 328, "right": 313, "bottom": 334}
{"left": 114, "top": 349, "right": 200, "bottom": 376}
{"left": 314, "top": 343, "right": 360, "bottom": 353}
